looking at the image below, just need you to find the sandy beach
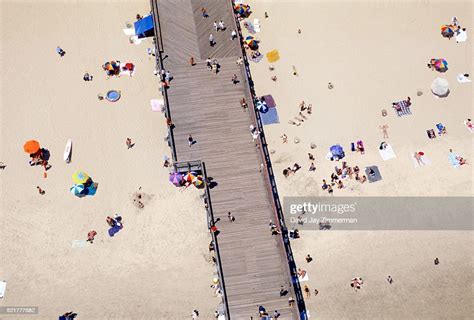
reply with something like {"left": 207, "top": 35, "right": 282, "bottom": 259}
{"left": 245, "top": 0, "right": 473, "bottom": 318}
{"left": 1, "top": 1, "right": 218, "bottom": 319}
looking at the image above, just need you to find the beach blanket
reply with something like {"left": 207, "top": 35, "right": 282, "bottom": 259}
{"left": 379, "top": 144, "right": 396, "bottom": 161}
{"left": 260, "top": 107, "right": 280, "bottom": 125}
{"left": 250, "top": 53, "right": 263, "bottom": 63}
{"left": 412, "top": 153, "right": 431, "bottom": 168}
{"left": 253, "top": 19, "right": 261, "bottom": 32}
{"left": 244, "top": 21, "right": 256, "bottom": 34}
{"left": 464, "top": 120, "right": 474, "bottom": 132}
{"left": 365, "top": 166, "right": 382, "bottom": 183}
{"left": 298, "top": 271, "right": 309, "bottom": 282}
{"left": 72, "top": 240, "right": 87, "bottom": 248}
{"left": 0, "top": 280, "right": 6, "bottom": 298}
{"left": 150, "top": 99, "right": 164, "bottom": 112}
{"left": 266, "top": 50, "right": 280, "bottom": 63}
{"left": 393, "top": 100, "right": 412, "bottom": 117}
{"left": 261, "top": 95, "right": 276, "bottom": 108}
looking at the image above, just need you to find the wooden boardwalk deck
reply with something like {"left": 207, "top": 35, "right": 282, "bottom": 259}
{"left": 152, "top": 0, "right": 300, "bottom": 318}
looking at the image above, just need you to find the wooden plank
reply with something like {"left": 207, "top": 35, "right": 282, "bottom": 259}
{"left": 153, "top": 0, "right": 299, "bottom": 318}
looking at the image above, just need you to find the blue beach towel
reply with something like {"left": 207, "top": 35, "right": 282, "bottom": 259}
{"left": 108, "top": 225, "right": 122, "bottom": 237}
{"left": 260, "top": 108, "right": 280, "bottom": 125}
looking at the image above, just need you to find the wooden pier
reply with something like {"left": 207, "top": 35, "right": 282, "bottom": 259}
{"left": 150, "top": 0, "right": 306, "bottom": 318}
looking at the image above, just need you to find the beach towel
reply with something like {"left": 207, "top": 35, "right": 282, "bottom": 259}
{"left": 108, "top": 225, "right": 122, "bottom": 237}
{"left": 123, "top": 28, "right": 135, "bottom": 36}
{"left": 464, "top": 120, "right": 474, "bottom": 132}
{"left": 365, "top": 166, "right": 382, "bottom": 183}
{"left": 260, "top": 107, "right": 280, "bottom": 125}
{"left": 448, "top": 152, "right": 461, "bottom": 168}
{"left": 457, "top": 74, "right": 472, "bottom": 83}
{"left": 150, "top": 99, "right": 164, "bottom": 112}
{"left": 0, "top": 280, "right": 6, "bottom": 298}
{"left": 379, "top": 144, "right": 396, "bottom": 161}
{"left": 72, "top": 240, "right": 87, "bottom": 248}
{"left": 261, "top": 95, "right": 276, "bottom": 108}
{"left": 393, "top": 100, "right": 412, "bottom": 117}
{"left": 298, "top": 272, "right": 309, "bottom": 282}
{"left": 266, "top": 50, "right": 280, "bottom": 63}
{"left": 412, "top": 153, "right": 431, "bottom": 168}
{"left": 244, "top": 21, "right": 256, "bottom": 34}
{"left": 427, "top": 129, "right": 436, "bottom": 139}
{"left": 253, "top": 19, "right": 261, "bottom": 32}
{"left": 436, "top": 123, "right": 446, "bottom": 135}
{"left": 455, "top": 29, "right": 467, "bottom": 42}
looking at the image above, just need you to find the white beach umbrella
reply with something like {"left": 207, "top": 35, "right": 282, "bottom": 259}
{"left": 431, "top": 77, "right": 449, "bottom": 97}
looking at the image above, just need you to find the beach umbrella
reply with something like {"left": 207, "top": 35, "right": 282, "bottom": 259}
{"left": 70, "top": 184, "right": 85, "bottom": 196}
{"left": 72, "top": 170, "right": 90, "bottom": 184}
{"left": 431, "top": 77, "right": 449, "bottom": 97}
{"left": 245, "top": 36, "right": 258, "bottom": 49}
{"left": 192, "top": 175, "right": 205, "bottom": 188}
{"left": 441, "top": 25, "right": 455, "bottom": 38}
{"left": 169, "top": 172, "right": 184, "bottom": 187}
{"left": 184, "top": 171, "right": 197, "bottom": 182}
{"left": 23, "top": 140, "right": 40, "bottom": 154}
{"left": 85, "top": 183, "right": 98, "bottom": 196}
{"left": 234, "top": 4, "right": 251, "bottom": 15}
{"left": 433, "top": 59, "right": 448, "bottom": 72}
{"left": 330, "top": 145, "right": 345, "bottom": 158}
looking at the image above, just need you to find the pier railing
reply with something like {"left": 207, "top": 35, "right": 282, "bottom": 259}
{"left": 149, "top": 2, "right": 229, "bottom": 313}
{"left": 228, "top": 1, "right": 307, "bottom": 319}
{"left": 150, "top": 0, "right": 177, "bottom": 162}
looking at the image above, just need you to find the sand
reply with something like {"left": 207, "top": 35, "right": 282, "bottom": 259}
{"left": 0, "top": 1, "right": 219, "bottom": 319}
{"left": 244, "top": 0, "right": 473, "bottom": 318}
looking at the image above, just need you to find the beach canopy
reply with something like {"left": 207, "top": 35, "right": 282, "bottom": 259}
{"left": 23, "top": 140, "right": 40, "bottom": 154}
{"left": 169, "top": 172, "right": 184, "bottom": 187}
{"left": 431, "top": 77, "right": 449, "bottom": 97}
{"left": 72, "top": 170, "right": 90, "bottom": 184}
{"left": 266, "top": 50, "right": 280, "bottom": 63}
{"left": 433, "top": 59, "right": 448, "bottom": 72}
{"left": 134, "top": 15, "right": 154, "bottom": 39}
{"left": 441, "top": 25, "right": 455, "bottom": 38}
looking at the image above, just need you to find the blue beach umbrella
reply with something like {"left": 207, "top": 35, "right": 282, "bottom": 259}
{"left": 330, "top": 145, "right": 345, "bottom": 158}
{"left": 70, "top": 184, "right": 85, "bottom": 196}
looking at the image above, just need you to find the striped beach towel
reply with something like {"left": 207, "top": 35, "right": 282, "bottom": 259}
{"left": 393, "top": 100, "right": 412, "bottom": 117}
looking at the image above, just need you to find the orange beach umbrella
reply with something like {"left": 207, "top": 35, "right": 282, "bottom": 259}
{"left": 23, "top": 140, "right": 40, "bottom": 154}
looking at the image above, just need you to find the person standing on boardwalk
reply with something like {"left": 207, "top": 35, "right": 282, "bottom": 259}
{"left": 201, "top": 7, "right": 208, "bottom": 18}
{"left": 209, "top": 34, "right": 215, "bottom": 46}
{"left": 189, "top": 56, "right": 195, "bottom": 66}
{"left": 228, "top": 212, "right": 235, "bottom": 222}
{"left": 231, "top": 74, "right": 238, "bottom": 84}
{"left": 213, "top": 21, "right": 219, "bottom": 32}
{"left": 231, "top": 30, "right": 237, "bottom": 40}
{"left": 206, "top": 57, "right": 212, "bottom": 70}
{"left": 219, "top": 20, "right": 225, "bottom": 31}
{"left": 188, "top": 134, "right": 194, "bottom": 147}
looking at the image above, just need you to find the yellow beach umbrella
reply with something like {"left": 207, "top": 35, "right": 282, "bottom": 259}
{"left": 72, "top": 170, "right": 90, "bottom": 184}
{"left": 266, "top": 50, "right": 280, "bottom": 63}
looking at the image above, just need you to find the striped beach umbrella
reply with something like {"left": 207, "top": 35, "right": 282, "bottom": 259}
{"left": 441, "top": 25, "right": 455, "bottom": 38}
{"left": 245, "top": 36, "right": 258, "bottom": 49}
{"left": 234, "top": 4, "right": 251, "bottom": 15}
{"left": 72, "top": 170, "right": 90, "bottom": 184}
{"left": 192, "top": 175, "right": 205, "bottom": 188}
{"left": 433, "top": 59, "right": 448, "bottom": 72}
{"left": 184, "top": 171, "right": 197, "bottom": 183}
{"left": 70, "top": 184, "right": 85, "bottom": 196}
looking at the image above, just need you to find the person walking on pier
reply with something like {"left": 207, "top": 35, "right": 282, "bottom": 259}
{"left": 201, "top": 7, "right": 208, "bottom": 18}
{"left": 231, "top": 74, "right": 238, "bottom": 84}
{"left": 227, "top": 212, "right": 235, "bottom": 222}
{"left": 209, "top": 34, "right": 215, "bottom": 46}
{"left": 213, "top": 21, "right": 219, "bottom": 32}
{"left": 231, "top": 29, "right": 237, "bottom": 40}
{"left": 188, "top": 134, "right": 195, "bottom": 147}
{"left": 206, "top": 57, "right": 212, "bottom": 70}
{"left": 219, "top": 20, "right": 226, "bottom": 31}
